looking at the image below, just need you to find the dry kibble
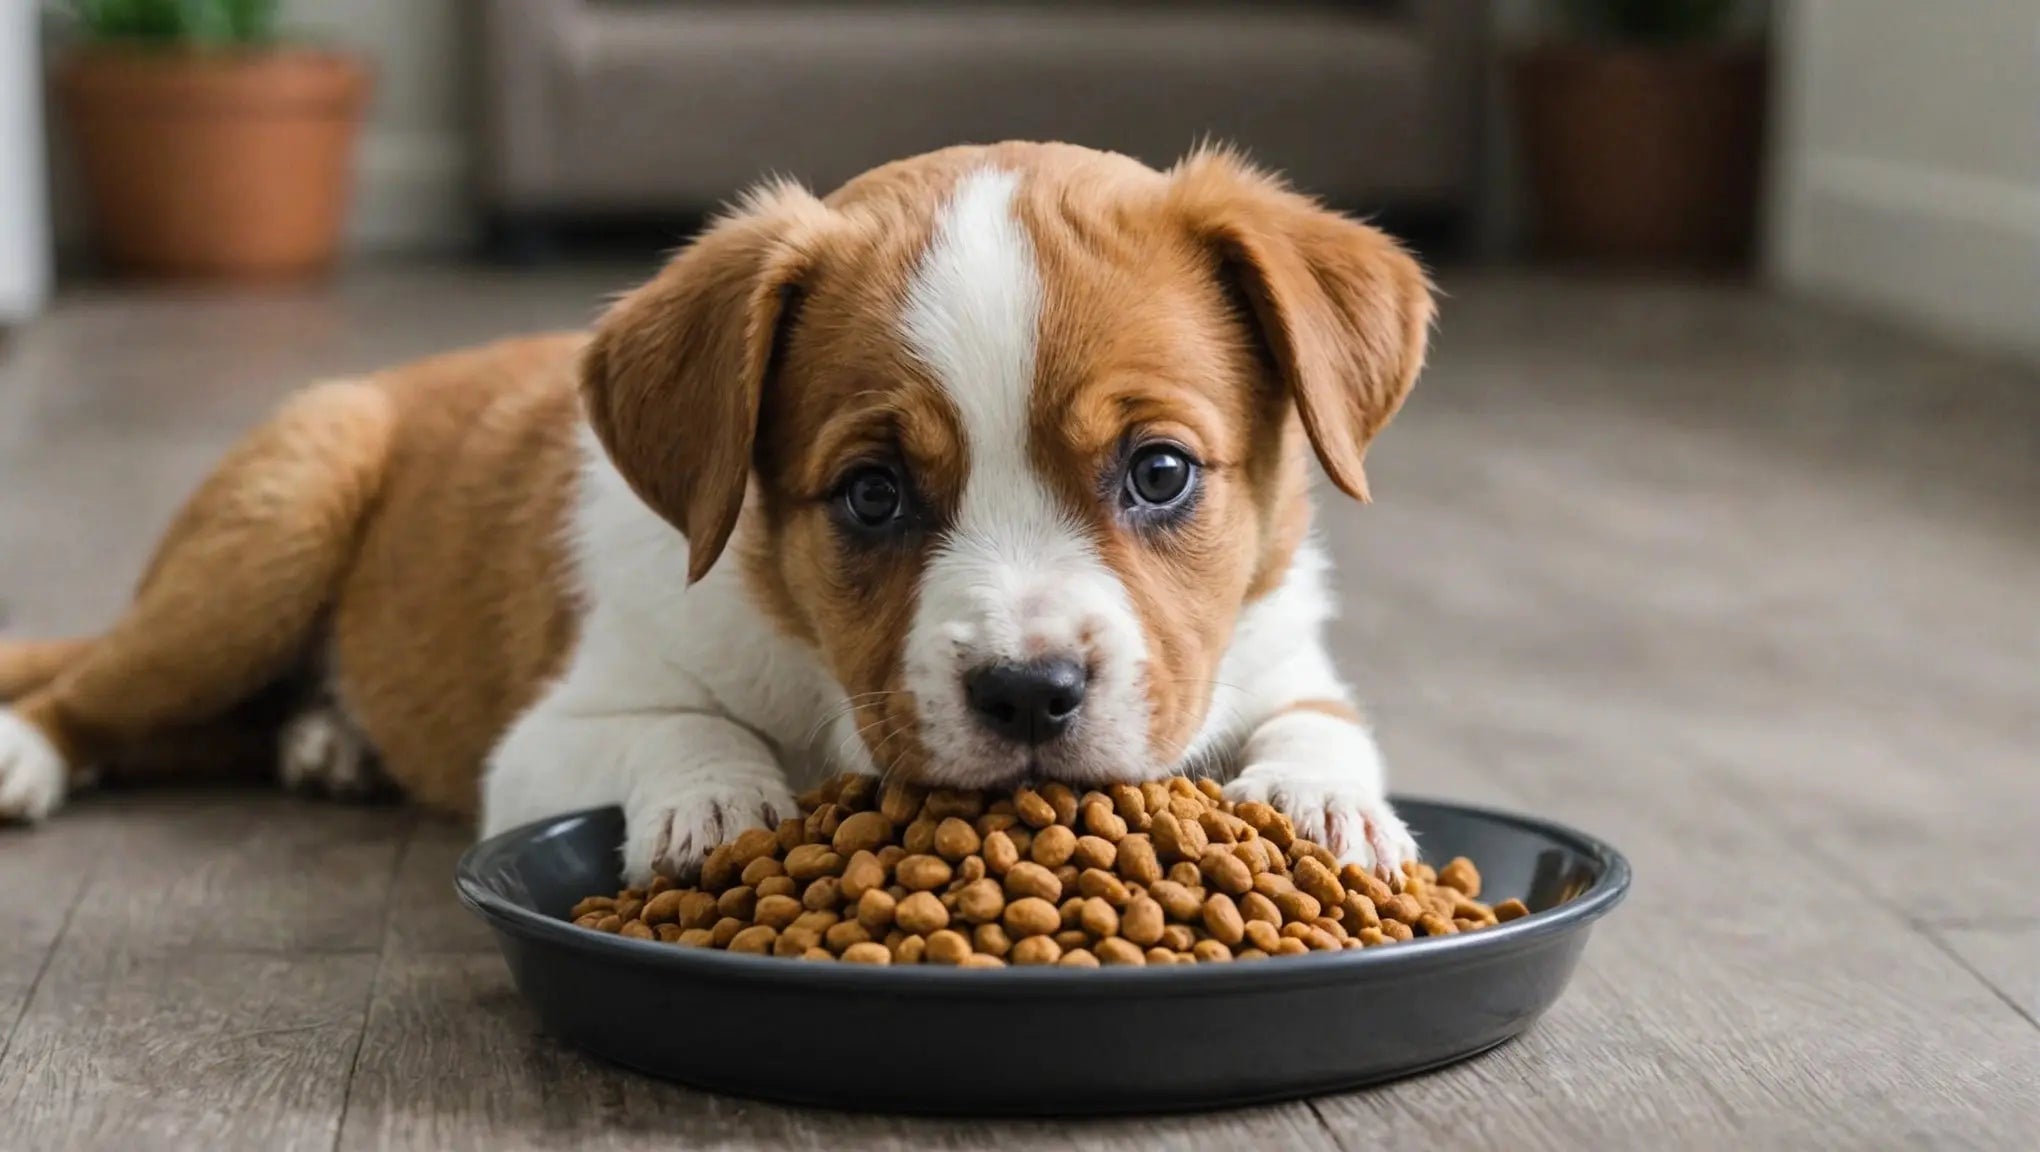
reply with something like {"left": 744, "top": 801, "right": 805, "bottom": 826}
{"left": 802, "top": 877, "right": 843, "bottom": 912}
{"left": 1011, "top": 934, "right": 1063, "bottom": 965}
{"left": 973, "top": 923, "right": 1013, "bottom": 957}
{"left": 841, "top": 942, "right": 891, "bottom": 965}
{"left": 728, "top": 925, "right": 777, "bottom": 954}
{"left": 784, "top": 844, "right": 846, "bottom": 881}
{"left": 1072, "top": 835, "right": 1118, "bottom": 871}
{"left": 1202, "top": 892, "right": 1247, "bottom": 946}
{"left": 856, "top": 887, "right": 897, "bottom": 931}
{"left": 640, "top": 890, "right": 685, "bottom": 926}
{"left": 831, "top": 810, "right": 894, "bottom": 856}
{"left": 1116, "top": 834, "right": 1162, "bottom": 886}
{"left": 1080, "top": 897, "right": 1121, "bottom": 938}
{"left": 934, "top": 818, "right": 981, "bottom": 861}
{"left": 879, "top": 781, "right": 926, "bottom": 824}
{"left": 982, "top": 830, "right": 1020, "bottom": 875}
{"left": 1030, "top": 824, "right": 1078, "bottom": 868}
{"left": 953, "top": 877, "right": 1005, "bottom": 924}
{"left": 902, "top": 817, "right": 940, "bottom": 855}
{"left": 1240, "top": 891, "right": 1281, "bottom": 925}
{"left": 754, "top": 894, "right": 803, "bottom": 929}
{"left": 1077, "top": 868, "right": 1131, "bottom": 906}
{"left": 896, "top": 854, "right": 953, "bottom": 891}
{"left": 1039, "top": 782, "right": 1080, "bottom": 826}
{"left": 1003, "top": 861, "right": 1062, "bottom": 903}
{"left": 840, "top": 851, "right": 887, "bottom": 900}
{"left": 1121, "top": 895, "right": 1165, "bottom": 947}
{"left": 1058, "top": 896, "right": 1087, "bottom": 929}
{"left": 565, "top": 772, "right": 1534, "bottom": 964}
{"left": 1095, "top": 937, "right": 1146, "bottom": 965}
{"left": 895, "top": 891, "right": 950, "bottom": 934}
{"left": 1149, "top": 879, "right": 1203, "bottom": 922}
{"left": 925, "top": 929, "right": 972, "bottom": 965}
{"left": 1003, "top": 896, "right": 1061, "bottom": 938}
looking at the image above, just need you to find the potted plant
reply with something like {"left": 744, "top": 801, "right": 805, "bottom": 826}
{"left": 52, "top": 0, "right": 370, "bottom": 280}
{"left": 1510, "top": 0, "right": 1766, "bottom": 269}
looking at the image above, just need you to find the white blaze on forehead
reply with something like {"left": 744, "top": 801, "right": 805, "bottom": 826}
{"left": 896, "top": 167, "right": 1154, "bottom": 784}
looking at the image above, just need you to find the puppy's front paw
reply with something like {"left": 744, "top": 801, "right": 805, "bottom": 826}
{"left": 1225, "top": 765, "right": 1416, "bottom": 882}
{"left": 0, "top": 708, "right": 67, "bottom": 824}
{"left": 623, "top": 772, "right": 797, "bottom": 886}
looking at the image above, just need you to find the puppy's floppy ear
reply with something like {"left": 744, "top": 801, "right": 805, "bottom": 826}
{"left": 582, "top": 181, "right": 835, "bottom": 583}
{"left": 1167, "top": 147, "right": 1434, "bottom": 502}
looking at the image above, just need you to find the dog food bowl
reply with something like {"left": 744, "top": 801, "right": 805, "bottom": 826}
{"left": 457, "top": 797, "right": 1629, "bottom": 1115}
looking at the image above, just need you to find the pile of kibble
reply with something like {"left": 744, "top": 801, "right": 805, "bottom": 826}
{"left": 566, "top": 775, "right": 1530, "bottom": 966}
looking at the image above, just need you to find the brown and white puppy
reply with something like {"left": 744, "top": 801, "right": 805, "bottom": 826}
{"left": 0, "top": 142, "right": 1431, "bottom": 885}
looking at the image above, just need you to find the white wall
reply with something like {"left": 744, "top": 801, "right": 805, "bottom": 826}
{"left": 281, "top": 0, "right": 471, "bottom": 251}
{"left": 2, "top": 1, "right": 50, "bottom": 318}
{"left": 1769, "top": 0, "right": 2040, "bottom": 360}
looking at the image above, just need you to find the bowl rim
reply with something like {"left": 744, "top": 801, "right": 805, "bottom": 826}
{"left": 456, "top": 794, "right": 1631, "bottom": 997}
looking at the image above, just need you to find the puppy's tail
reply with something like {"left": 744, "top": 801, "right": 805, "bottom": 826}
{"left": 0, "top": 637, "right": 91, "bottom": 702}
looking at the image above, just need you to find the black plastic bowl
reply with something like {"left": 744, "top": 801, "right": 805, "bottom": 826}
{"left": 457, "top": 798, "right": 1629, "bottom": 1115}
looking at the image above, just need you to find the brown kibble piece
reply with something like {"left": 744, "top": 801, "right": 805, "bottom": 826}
{"left": 1202, "top": 892, "right": 1246, "bottom": 946}
{"left": 740, "top": 856, "right": 786, "bottom": 886}
{"left": 973, "top": 923, "right": 1013, "bottom": 957}
{"left": 614, "top": 897, "right": 645, "bottom": 922}
{"left": 924, "top": 929, "right": 972, "bottom": 964}
{"left": 825, "top": 920, "right": 872, "bottom": 952}
{"left": 711, "top": 917, "right": 745, "bottom": 947}
{"left": 1013, "top": 788, "right": 1057, "bottom": 829}
{"left": 840, "top": 942, "right": 891, "bottom": 965}
{"left": 620, "top": 920, "right": 655, "bottom": 940}
{"left": 755, "top": 875, "right": 797, "bottom": 900}
{"left": 640, "top": 890, "right": 685, "bottom": 926}
{"left": 1058, "top": 947, "right": 1100, "bottom": 968}
{"left": 856, "top": 887, "right": 897, "bottom": 931}
{"left": 1072, "top": 835, "right": 1117, "bottom": 871}
{"left": 1076, "top": 868, "right": 1131, "bottom": 906}
{"left": 1003, "top": 861, "right": 1062, "bottom": 903}
{"left": 893, "top": 934, "right": 927, "bottom": 964}
{"left": 728, "top": 925, "right": 777, "bottom": 954}
{"left": 1240, "top": 891, "right": 1281, "bottom": 925}
{"left": 754, "top": 894, "right": 803, "bottom": 929}
{"left": 570, "top": 895, "right": 616, "bottom": 919}
{"left": 717, "top": 886, "right": 758, "bottom": 921}
{"left": 1039, "top": 782, "right": 1080, "bottom": 826}
{"left": 934, "top": 818, "right": 981, "bottom": 861}
{"left": 879, "top": 781, "right": 926, "bottom": 824}
{"left": 1095, "top": 937, "right": 1146, "bottom": 965}
{"left": 1011, "top": 934, "right": 1062, "bottom": 965}
{"left": 1116, "top": 834, "right": 1162, "bottom": 886}
{"left": 1002, "top": 897, "right": 1061, "bottom": 938}
{"left": 1080, "top": 897, "right": 1121, "bottom": 938}
{"left": 896, "top": 854, "right": 953, "bottom": 891}
{"left": 902, "top": 817, "right": 939, "bottom": 855}
{"left": 840, "top": 850, "right": 887, "bottom": 900}
{"left": 831, "top": 810, "right": 894, "bottom": 856}
{"left": 1494, "top": 898, "right": 1530, "bottom": 922}
{"left": 1199, "top": 846, "right": 1254, "bottom": 896}
{"left": 1121, "top": 895, "right": 1165, "bottom": 947}
{"left": 1383, "top": 919, "right": 1414, "bottom": 942}
{"left": 895, "top": 891, "right": 949, "bottom": 934}
{"left": 1243, "top": 919, "right": 1283, "bottom": 952}
{"left": 1149, "top": 879, "right": 1203, "bottom": 922}
{"left": 1030, "top": 824, "right": 1078, "bottom": 868}
{"left": 982, "top": 830, "right": 1020, "bottom": 875}
{"left": 1382, "top": 894, "right": 1424, "bottom": 924}
{"left": 956, "top": 878, "right": 1006, "bottom": 924}
{"left": 784, "top": 844, "right": 846, "bottom": 881}
{"left": 1160, "top": 924, "right": 1196, "bottom": 952}
{"left": 1192, "top": 939, "right": 1233, "bottom": 963}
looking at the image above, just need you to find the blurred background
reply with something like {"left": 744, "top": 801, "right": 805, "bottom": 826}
{"left": 0, "top": 0, "right": 2029, "bottom": 363}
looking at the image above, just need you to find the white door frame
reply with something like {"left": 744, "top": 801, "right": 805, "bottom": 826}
{"left": 0, "top": 1, "right": 52, "bottom": 323}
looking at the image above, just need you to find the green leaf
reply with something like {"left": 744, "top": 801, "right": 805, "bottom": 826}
{"left": 61, "top": 0, "right": 282, "bottom": 45}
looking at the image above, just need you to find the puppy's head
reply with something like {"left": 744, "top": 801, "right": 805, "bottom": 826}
{"left": 583, "top": 143, "right": 1431, "bottom": 789}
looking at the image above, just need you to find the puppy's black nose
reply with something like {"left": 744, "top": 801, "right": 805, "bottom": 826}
{"left": 965, "top": 658, "right": 1087, "bottom": 746}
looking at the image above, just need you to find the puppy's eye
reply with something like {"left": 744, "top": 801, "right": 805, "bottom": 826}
{"left": 840, "top": 466, "right": 904, "bottom": 528}
{"left": 1125, "top": 444, "right": 1196, "bottom": 508}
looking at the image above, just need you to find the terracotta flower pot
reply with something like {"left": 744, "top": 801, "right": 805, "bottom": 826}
{"left": 1510, "top": 43, "right": 1766, "bottom": 269}
{"left": 57, "top": 48, "right": 370, "bottom": 281}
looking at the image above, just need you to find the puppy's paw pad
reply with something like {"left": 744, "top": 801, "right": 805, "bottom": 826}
{"left": 0, "top": 709, "right": 67, "bottom": 824}
{"left": 1225, "top": 766, "right": 1416, "bottom": 881}
{"left": 278, "top": 706, "right": 392, "bottom": 803}
{"left": 624, "top": 777, "right": 798, "bottom": 886}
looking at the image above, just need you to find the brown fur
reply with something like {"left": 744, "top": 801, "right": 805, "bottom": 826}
{"left": 0, "top": 142, "right": 1428, "bottom": 813}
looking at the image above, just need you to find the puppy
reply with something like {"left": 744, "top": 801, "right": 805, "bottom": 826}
{"left": 0, "top": 142, "right": 1431, "bottom": 885}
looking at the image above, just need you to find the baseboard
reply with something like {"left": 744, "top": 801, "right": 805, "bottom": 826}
{"left": 348, "top": 130, "right": 477, "bottom": 255}
{"left": 1772, "top": 153, "right": 2040, "bottom": 361}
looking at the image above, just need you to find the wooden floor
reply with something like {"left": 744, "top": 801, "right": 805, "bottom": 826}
{"left": 2, "top": 268, "right": 2036, "bottom": 1150}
